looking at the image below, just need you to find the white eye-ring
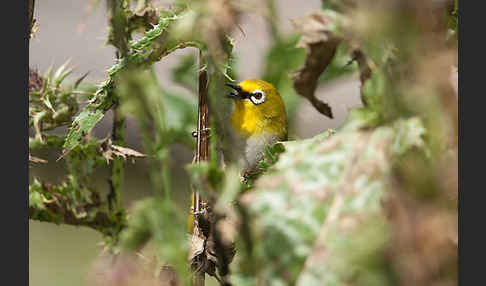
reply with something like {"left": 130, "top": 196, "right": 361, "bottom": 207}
{"left": 249, "top": 89, "right": 266, "bottom": 105}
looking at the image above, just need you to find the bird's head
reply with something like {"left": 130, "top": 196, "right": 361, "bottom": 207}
{"left": 226, "top": 79, "right": 287, "bottom": 140}
{"left": 226, "top": 79, "right": 286, "bottom": 116}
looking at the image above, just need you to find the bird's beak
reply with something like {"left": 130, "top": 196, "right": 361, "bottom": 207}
{"left": 225, "top": 83, "right": 247, "bottom": 100}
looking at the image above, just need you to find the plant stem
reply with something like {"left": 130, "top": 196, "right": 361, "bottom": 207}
{"left": 108, "top": 106, "right": 126, "bottom": 212}
{"left": 195, "top": 53, "right": 210, "bottom": 164}
{"left": 106, "top": 0, "right": 128, "bottom": 218}
{"left": 192, "top": 49, "right": 210, "bottom": 286}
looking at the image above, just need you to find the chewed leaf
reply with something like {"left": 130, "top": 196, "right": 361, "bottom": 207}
{"left": 100, "top": 139, "right": 146, "bottom": 163}
{"left": 63, "top": 109, "right": 104, "bottom": 150}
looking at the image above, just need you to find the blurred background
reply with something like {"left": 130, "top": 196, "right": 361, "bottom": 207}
{"left": 29, "top": 1, "right": 363, "bottom": 286}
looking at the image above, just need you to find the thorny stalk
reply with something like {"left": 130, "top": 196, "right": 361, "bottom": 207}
{"left": 107, "top": 0, "right": 129, "bottom": 215}
{"left": 108, "top": 106, "right": 126, "bottom": 212}
{"left": 192, "top": 49, "right": 210, "bottom": 286}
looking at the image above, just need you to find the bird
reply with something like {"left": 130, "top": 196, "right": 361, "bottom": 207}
{"left": 226, "top": 79, "right": 288, "bottom": 176}
{"left": 187, "top": 79, "right": 287, "bottom": 231}
{"left": 187, "top": 79, "right": 285, "bottom": 273}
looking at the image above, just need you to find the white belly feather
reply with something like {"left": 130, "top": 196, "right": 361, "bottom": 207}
{"left": 244, "top": 133, "right": 280, "bottom": 170}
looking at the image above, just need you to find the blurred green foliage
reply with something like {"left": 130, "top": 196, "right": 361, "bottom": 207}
{"left": 232, "top": 117, "right": 426, "bottom": 285}
{"left": 30, "top": 1, "right": 458, "bottom": 286}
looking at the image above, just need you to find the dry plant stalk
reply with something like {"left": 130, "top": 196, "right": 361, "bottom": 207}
{"left": 191, "top": 50, "right": 210, "bottom": 286}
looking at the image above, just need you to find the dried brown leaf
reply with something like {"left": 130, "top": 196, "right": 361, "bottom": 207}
{"left": 188, "top": 234, "right": 206, "bottom": 262}
{"left": 111, "top": 144, "right": 146, "bottom": 159}
{"left": 188, "top": 208, "right": 235, "bottom": 284}
{"left": 100, "top": 140, "right": 146, "bottom": 164}
{"left": 292, "top": 12, "right": 342, "bottom": 118}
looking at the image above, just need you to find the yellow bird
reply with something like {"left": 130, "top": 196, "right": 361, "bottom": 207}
{"left": 226, "top": 79, "right": 288, "bottom": 174}
{"left": 188, "top": 79, "right": 287, "bottom": 233}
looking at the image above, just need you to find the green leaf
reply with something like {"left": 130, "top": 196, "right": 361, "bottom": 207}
{"left": 63, "top": 109, "right": 104, "bottom": 150}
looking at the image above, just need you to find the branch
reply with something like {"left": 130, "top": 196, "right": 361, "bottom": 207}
{"left": 191, "top": 49, "right": 210, "bottom": 286}
{"left": 29, "top": 180, "right": 125, "bottom": 234}
{"left": 108, "top": 107, "right": 126, "bottom": 212}
{"left": 63, "top": 9, "right": 199, "bottom": 152}
{"left": 107, "top": 0, "right": 130, "bottom": 57}
{"left": 106, "top": 0, "right": 129, "bottom": 214}
{"left": 195, "top": 53, "right": 210, "bottom": 164}
{"left": 190, "top": 36, "right": 238, "bottom": 286}
{"left": 29, "top": 138, "right": 142, "bottom": 234}
{"left": 29, "top": 204, "right": 114, "bottom": 232}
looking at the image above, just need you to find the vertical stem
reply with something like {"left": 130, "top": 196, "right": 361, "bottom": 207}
{"left": 195, "top": 50, "right": 210, "bottom": 163}
{"left": 107, "top": 0, "right": 129, "bottom": 57}
{"left": 192, "top": 49, "right": 209, "bottom": 286}
{"left": 108, "top": 106, "right": 126, "bottom": 212}
{"left": 106, "top": 0, "right": 128, "bottom": 215}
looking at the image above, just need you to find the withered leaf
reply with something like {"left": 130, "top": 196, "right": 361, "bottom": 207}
{"left": 292, "top": 12, "right": 342, "bottom": 119}
{"left": 101, "top": 140, "right": 146, "bottom": 163}
{"left": 111, "top": 144, "right": 146, "bottom": 159}
{"left": 188, "top": 234, "right": 205, "bottom": 262}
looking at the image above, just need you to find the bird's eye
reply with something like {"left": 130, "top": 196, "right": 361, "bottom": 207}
{"left": 250, "top": 90, "right": 266, "bottom": 105}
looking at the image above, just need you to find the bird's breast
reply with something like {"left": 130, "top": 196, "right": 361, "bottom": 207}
{"left": 230, "top": 102, "right": 265, "bottom": 138}
{"left": 230, "top": 102, "right": 287, "bottom": 140}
